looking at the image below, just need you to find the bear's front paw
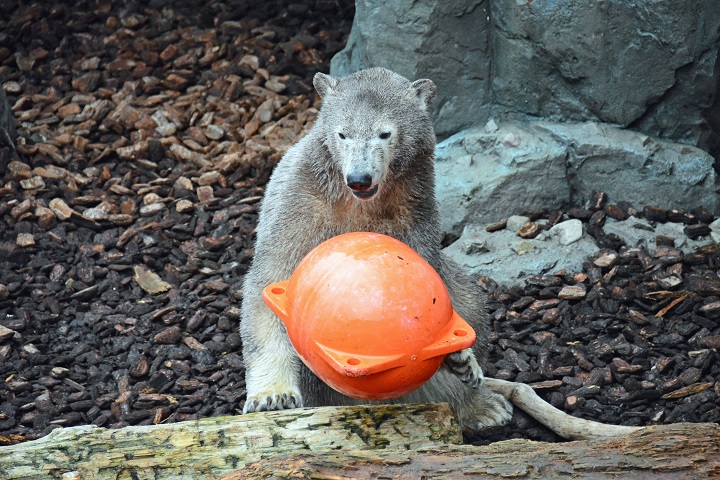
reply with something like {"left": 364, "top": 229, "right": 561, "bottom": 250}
{"left": 243, "top": 389, "right": 303, "bottom": 414}
{"left": 445, "top": 348, "right": 484, "bottom": 389}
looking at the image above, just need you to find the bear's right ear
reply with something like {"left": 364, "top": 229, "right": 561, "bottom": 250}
{"left": 313, "top": 73, "right": 338, "bottom": 98}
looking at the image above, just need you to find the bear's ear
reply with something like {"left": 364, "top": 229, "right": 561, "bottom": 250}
{"left": 314, "top": 73, "right": 338, "bottom": 98}
{"left": 409, "top": 79, "right": 436, "bottom": 112}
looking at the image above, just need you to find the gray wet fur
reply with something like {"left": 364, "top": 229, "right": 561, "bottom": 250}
{"left": 240, "top": 67, "right": 512, "bottom": 428}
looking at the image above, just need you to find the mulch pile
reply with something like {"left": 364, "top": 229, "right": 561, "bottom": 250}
{"left": 0, "top": 0, "right": 353, "bottom": 445}
{"left": 1, "top": 0, "right": 718, "bottom": 448}
{"left": 471, "top": 202, "right": 720, "bottom": 444}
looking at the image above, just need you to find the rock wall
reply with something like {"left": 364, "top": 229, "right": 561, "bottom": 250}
{"left": 331, "top": 1, "right": 492, "bottom": 137}
{"left": 331, "top": 0, "right": 720, "bottom": 158}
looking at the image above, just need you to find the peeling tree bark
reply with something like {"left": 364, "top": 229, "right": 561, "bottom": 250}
{"left": 229, "top": 423, "right": 720, "bottom": 480}
{"left": 0, "top": 403, "right": 461, "bottom": 480}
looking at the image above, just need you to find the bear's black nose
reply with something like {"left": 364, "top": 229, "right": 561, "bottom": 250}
{"left": 346, "top": 173, "right": 373, "bottom": 191}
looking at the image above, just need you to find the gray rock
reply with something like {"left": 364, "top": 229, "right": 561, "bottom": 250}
{"left": 711, "top": 219, "right": 720, "bottom": 244}
{"left": 444, "top": 213, "right": 717, "bottom": 287}
{"left": 331, "top": 0, "right": 492, "bottom": 138}
{"left": 435, "top": 121, "right": 719, "bottom": 238}
{"left": 491, "top": 0, "right": 720, "bottom": 150}
{"left": 332, "top": 0, "right": 720, "bottom": 153}
{"left": 536, "top": 122, "right": 719, "bottom": 214}
{"left": 711, "top": 218, "right": 720, "bottom": 233}
{"left": 462, "top": 236, "right": 488, "bottom": 255}
{"left": 484, "top": 119, "right": 499, "bottom": 134}
{"left": 547, "top": 220, "right": 584, "bottom": 246}
{"left": 434, "top": 122, "right": 569, "bottom": 236}
{"left": 444, "top": 224, "right": 599, "bottom": 287}
{"left": 630, "top": 31, "right": 720, "bottom": 153}
{"left": 602, "top": 217, "right": 656, "bottom": 250}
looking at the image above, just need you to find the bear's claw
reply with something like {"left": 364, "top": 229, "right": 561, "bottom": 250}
{"left": 243, "top": 390, "right": 303, "bottom": 414}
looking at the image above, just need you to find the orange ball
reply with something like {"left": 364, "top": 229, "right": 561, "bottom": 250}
{"left": 263, "top": 232, "right": 476, "bottom": 400}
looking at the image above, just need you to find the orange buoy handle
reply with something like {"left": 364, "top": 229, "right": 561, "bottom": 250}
{"left": 417, "top": 311, "right": 477, "bottom": 360}
{"left": 262, "top": 281, "right": 290, "bottom": 322}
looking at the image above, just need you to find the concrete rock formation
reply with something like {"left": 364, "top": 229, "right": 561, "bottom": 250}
{"left": 542, "top": 122, "right": 719, "bottom": 216}
{"left": 435, "top": 121, "right": 718, "bottom": 237}
{"left": 434, "top": 122, "right": 568, "bottom": 236}
{"left": 603, "top": 217, "right": 714, "bottom": 253}
{"left": 331, "top": 1, "right": 492, "bottom": 139}
{"left": 331, "top": 0, "right": 720, "bottom": 158}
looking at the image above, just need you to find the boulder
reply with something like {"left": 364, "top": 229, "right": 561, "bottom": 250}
{"left": 435, "top": 121, "right": 718, "bottom": 237}
{"left": 434, "top": 122, "right": 568, "bottom": 236}
{"left": 491, "top": 0, "right": 720, "bottom": 151}
{"left": 331, "top": 0, "right": 492, "bottom": 138}
{"left": 332, "top": 0, "right": 720, "bottom": 155}
{"left": 535, "top": 122, "right": 719, "bottom": 214}
{"left": 444, "top": 212, "right": 718, "bottom": 287}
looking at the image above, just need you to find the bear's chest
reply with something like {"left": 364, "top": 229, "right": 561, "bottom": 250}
{"left": 312, "top": 193, "right": 416, "bottom": 239}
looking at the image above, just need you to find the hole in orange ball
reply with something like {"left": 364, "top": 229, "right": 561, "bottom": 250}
{"left": 346, "top": 358, "right": 361, "bottom": 365}
{"left": 271, "top": 287, "right": 286, "bottom": 295}
{"left": 454, "top": 329, "right": 467, "bottom": 337}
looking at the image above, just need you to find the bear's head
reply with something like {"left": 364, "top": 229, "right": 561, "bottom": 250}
{"left": 313, "top": 67, "right": 436, "bottom": 201}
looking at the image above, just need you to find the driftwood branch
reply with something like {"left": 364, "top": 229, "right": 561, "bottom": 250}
{"left": 0, "top": 403, "right": 460, "bottom": 480}
{"left": 229, "top": 422, "right": 720, "bottom": 479}
{"left": 484, "top": 378, "right": 642, "bottom": 440}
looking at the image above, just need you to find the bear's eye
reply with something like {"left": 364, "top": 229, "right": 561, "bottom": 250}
{"left": 379, "top": 132, "right": 391, "bottom": 140}
{"left": 338, "top": 132, "right": 346, "bottom": 140}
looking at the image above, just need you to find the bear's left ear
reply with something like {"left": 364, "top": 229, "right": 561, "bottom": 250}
{"left": 314, "top": 73, "right": 339, "bottom": 98}
{"left": 409, "top": 79, "right": 436, "bottom": 112}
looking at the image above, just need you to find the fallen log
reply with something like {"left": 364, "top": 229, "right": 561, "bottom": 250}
{"left": 0, "top": 403, "right": 461, "bottom": 480}
{"left": 229, "top": 422, "right": 720, "bottom": 479}
{"left": 3, "top": 401, "right": 717, "bottom": 480}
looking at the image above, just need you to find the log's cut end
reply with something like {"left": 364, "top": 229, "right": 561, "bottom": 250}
{"left": 0, "top": 403, "right": 461, "bottom": 480}
{"left": 226, "top": 422, "right": 720, "bottom": 480}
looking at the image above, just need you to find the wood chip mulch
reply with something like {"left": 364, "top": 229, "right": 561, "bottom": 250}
{"left": 1, "top": 0, "right": 718, "bottom": 448}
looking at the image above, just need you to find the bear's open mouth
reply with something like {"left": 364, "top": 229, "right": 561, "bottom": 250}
{"left": 351, "top": 184, "right": 379, "bottom": 200}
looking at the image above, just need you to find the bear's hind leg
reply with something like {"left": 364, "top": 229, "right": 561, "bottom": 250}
{"left": 457, "top": 386, "right": 514, "bottom": 429}
{"left": 401, "top": 367, "right": 513, "bottom": 429}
